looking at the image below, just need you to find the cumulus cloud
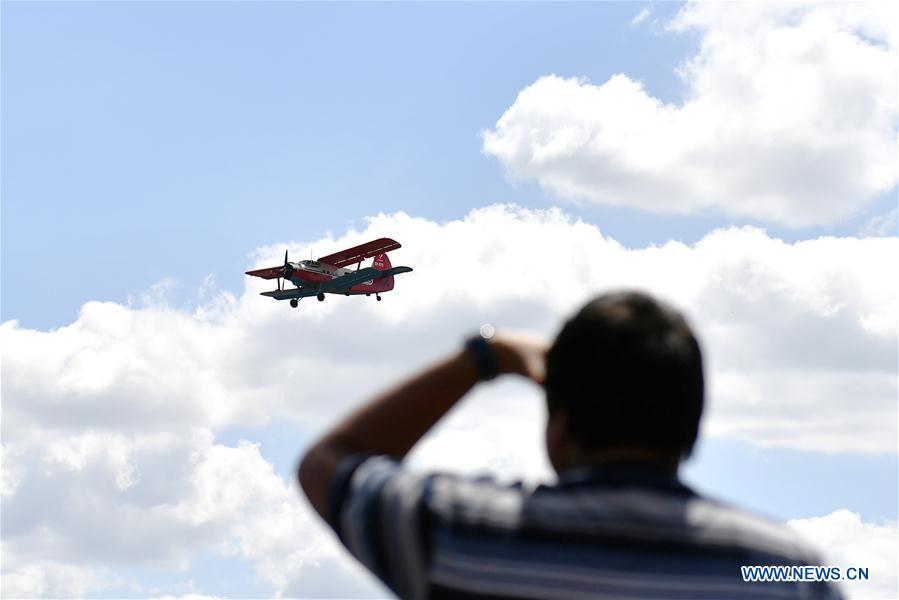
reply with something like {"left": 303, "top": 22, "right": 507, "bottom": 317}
{"left": 482, "top": 3, "right": 898, "bottom": 226}
{"left": 153, "top": 596, "right": 223, "bottom": 600}
{"left": 789, "top": 510, "right": 898, "bottom": 599}
{"left": 0, "top": 426, "right": 387, "bottom": 598}
{"left": 631, "top": 7, "right": 650, "bottom": 26}
{"left": 2, "top": 205, "right": 896, "bottom": 595}
{"left": 0, "top": 551, "right": 121, "bottom": 599}
{"left": 860, "top": 208, "right": 898, "bottom": 238}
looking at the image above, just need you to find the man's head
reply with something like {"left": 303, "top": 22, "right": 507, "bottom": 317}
{"left": 544, "top": 291, "right": 704, "bottom": 473}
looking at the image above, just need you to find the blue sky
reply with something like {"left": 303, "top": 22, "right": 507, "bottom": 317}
{"left": 4, "top": 1, "right": 894, "bottom": 330}
{"left": 3, "top": 1, "right": 689, "bottom": 330}
{"left": 2, "top": 2, "right": 897, "bottom": 598}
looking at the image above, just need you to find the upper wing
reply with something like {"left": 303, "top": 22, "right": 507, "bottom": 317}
{"left": 317, "top": 238, "right": 401, "bottom": 268}
{"left": 245, "top": 266, "right": 283, "bottom": 280}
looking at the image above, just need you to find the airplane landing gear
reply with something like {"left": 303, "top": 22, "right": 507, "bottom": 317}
{"left": 290, "top": 299, "right": 299, "bottom": 308}
{"left": 376, "top": 294, "right": 382, "bottom": 302}
{"left": 317, "top": 292, "right": 325, "bottom": 302}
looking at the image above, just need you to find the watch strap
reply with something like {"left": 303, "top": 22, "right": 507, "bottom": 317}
{"left": 465, "top": 335, "right": 498, "bottom": 381}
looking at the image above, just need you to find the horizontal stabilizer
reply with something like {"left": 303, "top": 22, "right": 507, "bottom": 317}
{"left": 378, "top": 266, "right": 413, "bottom": 277}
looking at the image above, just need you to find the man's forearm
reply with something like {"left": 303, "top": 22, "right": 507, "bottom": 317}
{"left": 298, "top": 349, "right": 479, "bottom": 520}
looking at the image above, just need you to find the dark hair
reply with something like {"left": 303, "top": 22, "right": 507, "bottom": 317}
{"left": 545, "top": 291, "right": 704, "bottom": 460}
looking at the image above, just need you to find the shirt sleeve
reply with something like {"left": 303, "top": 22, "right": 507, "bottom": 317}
{"left": 328, "top": 454, "right": 434, "bottom": 598}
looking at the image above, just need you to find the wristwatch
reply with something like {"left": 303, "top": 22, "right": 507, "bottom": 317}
{"left": 465, "top": 334, "right": 498, "bottom": 381}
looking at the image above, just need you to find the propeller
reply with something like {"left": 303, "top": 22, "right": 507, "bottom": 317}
{"left": 282, "top": 249, "right": 294, "bottom": 279}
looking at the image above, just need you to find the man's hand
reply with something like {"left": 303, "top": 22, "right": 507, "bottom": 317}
{"left": 490, "top": 333, "right": 549, "bottom": 385}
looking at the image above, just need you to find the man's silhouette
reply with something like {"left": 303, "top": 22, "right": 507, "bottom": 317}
{"left": 299, "top": 291, "right": 840, "bottom": 599}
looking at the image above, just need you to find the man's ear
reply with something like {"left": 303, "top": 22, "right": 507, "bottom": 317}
{"left": 545, "top": 408, "right": 574, "bottom": 473}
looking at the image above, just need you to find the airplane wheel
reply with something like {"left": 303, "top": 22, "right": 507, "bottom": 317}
{"left": 365, "top": 293, "right": 370, "bottom": 297}
{"left": 290, "top": 299, "right": 298, "bottom": 308}
{"left": 317, "top": 293, "right": 325, "bottom": 302}
{"left": 376, "top": 294, "right": 382, "bottom": 302}
{"left": 344, "top": 292, "right": 350, "bottom": 296}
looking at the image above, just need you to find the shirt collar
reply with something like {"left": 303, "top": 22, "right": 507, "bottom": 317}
{"left": 555, "top": 462, "right": 694, "bottom": 496}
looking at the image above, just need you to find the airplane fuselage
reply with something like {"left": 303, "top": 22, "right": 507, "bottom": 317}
{"left": 287, "top": 260, "right": 377, "bottom": 292}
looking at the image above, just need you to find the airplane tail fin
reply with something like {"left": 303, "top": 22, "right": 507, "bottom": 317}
{"left": 372, "top": 253, "right": 395, "bottom": 291}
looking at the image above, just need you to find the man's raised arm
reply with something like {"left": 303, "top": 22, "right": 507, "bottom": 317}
{"left": 297, "top": 334, "right": 547, "bottom": 522}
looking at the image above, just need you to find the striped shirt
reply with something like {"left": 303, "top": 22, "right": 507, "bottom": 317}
{"left": 328, "top": 454, "right": 841, "bottom": 600}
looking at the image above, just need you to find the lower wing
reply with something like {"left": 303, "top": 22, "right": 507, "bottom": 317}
{"left": 260, "top": 287, "right": 320, "bottom": 300}
{"left": 324, "top": 266, "right": 413, "bottom": 291}
{"left": 260, "top": 266, "right": 413, "bottom": 299}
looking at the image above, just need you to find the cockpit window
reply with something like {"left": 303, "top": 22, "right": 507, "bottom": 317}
{"left": 301, "top": 260, "right": 323, "bottom": 271}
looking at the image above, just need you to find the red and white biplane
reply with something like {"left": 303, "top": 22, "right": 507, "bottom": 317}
{"left": 245, "top": 237, "right": 412, "bottom": 308}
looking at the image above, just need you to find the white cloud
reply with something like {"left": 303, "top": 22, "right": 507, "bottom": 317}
{"left": 0, "top": 427, "right": 387, "bottom": 598}
{"left": 631, "top": 7, "right": 650, "bottom": 26}
{"left": 483, "top": 3, "right": 898, "bottom": 226}
{"left": 0, "top": 550, "right": 121, "bottom": 599}
{"left": 789, "top": 510, "right": 898, "bottom": 600}
{"left": 2, "top": 205, "right": 896, "bottom": 595}
{"left": 153, "top": 595, "right": 223, "bottom": 600}
{"left": 860, "top": 208, "right": 898, "bottom": 238}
